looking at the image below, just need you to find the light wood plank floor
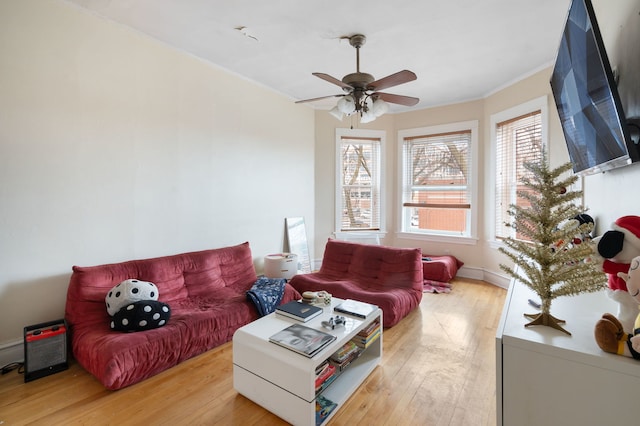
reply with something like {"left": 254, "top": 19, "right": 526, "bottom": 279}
{"left": 0, "top": 278, "right": 506, "bottom": 426}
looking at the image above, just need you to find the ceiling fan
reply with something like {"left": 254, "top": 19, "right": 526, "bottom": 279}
{"left": 296, "top": 34, "right": 419, "bottom": 122}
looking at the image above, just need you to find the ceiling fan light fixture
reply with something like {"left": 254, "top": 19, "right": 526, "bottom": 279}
{"left": 329, "top": 106, "right": 344, "bottom": 120}
{"left": 337, "top": 95, "right": 356, "bottom": 114}
{"left": 360, "top": 109, "right": 376, "bottom": 123}
{"left": 371, "top": 98, "right": 389, "bottom": 117}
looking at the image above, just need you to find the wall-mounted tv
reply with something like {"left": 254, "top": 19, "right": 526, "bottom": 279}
{"left": 550, "top": 0, "right": 640, "bottom": 176}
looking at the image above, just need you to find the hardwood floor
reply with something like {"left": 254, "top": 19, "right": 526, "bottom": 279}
{"left": 0, "top": 278, "right": 506, "bottom": 425}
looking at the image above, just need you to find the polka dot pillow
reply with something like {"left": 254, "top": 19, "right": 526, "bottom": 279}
{"left": 110, "top": 300, "right": 171, "bottom": 332}
{"left": 105, "top": 279, "right": 170, "bottom": 332}
{"left": 105, "top": 279, "right": 159, "bottom": 316}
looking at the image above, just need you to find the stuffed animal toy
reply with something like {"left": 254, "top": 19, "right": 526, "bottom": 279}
{"left": 594, "top": 255, "right": 640, "bottom": 359}
{"left": 572, "top": 213, "right": 595, "bottom": 245}
{"left": 594, "top": 215, "right": 640, "bottom": 292}
{"left": 591, "top": 215, "right": 640, "bottom": 331}
{"left": 105, "top": 279, "right": 170, "bottom": 332}
{"left": 549, "top": 213, "right": 595, "bottom": 260}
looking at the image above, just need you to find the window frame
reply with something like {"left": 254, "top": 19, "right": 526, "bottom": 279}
{"left": 489, "top": 96, "right": 549, "bottom": 247}
{"left": 397, "top": 120, "right": 478, "bottom": 245}
{"left": 334, "top": 128, "right": 386, "bottom": 237}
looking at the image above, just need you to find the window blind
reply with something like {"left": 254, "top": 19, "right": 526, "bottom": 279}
{"left": 402, "top": 130, "right": 471, "bottom": 234}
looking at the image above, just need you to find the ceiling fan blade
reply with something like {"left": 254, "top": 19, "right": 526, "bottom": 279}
{"left": 295, "top": 94, "right": 344, "bottom": 104}
{"left": 313, "top": 72, "right": 352, "bottom": 90}
{"left": 375, "top": 92, "right": 420, "bottom": 106}
{"left": 368, "top": 70, "right": 417, "bottom": 91}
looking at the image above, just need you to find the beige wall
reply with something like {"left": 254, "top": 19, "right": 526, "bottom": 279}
{"left": 0, "top": 0, "right": 315, "bottom": 357}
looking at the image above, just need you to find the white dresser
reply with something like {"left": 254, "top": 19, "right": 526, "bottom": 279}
{"left": 496, "top": 279, "right": 640, "bottom": 425}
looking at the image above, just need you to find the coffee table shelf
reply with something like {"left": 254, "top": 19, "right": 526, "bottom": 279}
{"left": 233, "top": 297, "right": 382, "bottom": 425}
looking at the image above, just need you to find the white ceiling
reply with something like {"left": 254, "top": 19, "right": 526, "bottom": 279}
{"left": 64, "top": 0, "right": 572, "bottom": 113}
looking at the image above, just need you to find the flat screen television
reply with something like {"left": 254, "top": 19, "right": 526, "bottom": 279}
{"left": 550, "top": 0, "right": 640, "bottom": 176}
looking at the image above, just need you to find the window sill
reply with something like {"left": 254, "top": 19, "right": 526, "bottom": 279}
{"left": 334, "top": 230, "right": 387, "bottom": 236}
{"left": 333, "top": 231, "right": 387, "bottom": 244}
{"left": 396, "top": 232, "right": 478, "bottom": 245}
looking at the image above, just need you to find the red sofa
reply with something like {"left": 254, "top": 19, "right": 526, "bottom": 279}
{"left": 65, "top": 242, "right": 300, "bottom": 390}
{"left": 289, "top": 239, "right": 423, "bottom": 327}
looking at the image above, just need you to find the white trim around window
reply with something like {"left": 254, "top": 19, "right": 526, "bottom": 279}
{"left": 335, "top": 128, "right": 386, "bottom": 238}
{"left": 488, "top": 95, "right": 548, "bottom": 249}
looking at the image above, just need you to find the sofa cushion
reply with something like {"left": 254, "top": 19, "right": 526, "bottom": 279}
{"left": 290, "top": 274, "right": 420, "bottom": 327}
{"left": 319, "top": 240, "right": 423, "bottom": 292}
{"left": 422, "top": 255, "right": 464, "bottom": 283}
{"left": 70, "top": 318, "right": 185, "bottom": 390}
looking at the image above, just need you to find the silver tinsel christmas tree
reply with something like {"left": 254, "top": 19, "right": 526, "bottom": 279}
{"left": 499, "top": 158, "right": 606, "bottom": 335}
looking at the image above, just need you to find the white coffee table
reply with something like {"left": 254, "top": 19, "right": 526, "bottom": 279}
{"left": 233, "top": 297, "right": 382, "bottom": 425}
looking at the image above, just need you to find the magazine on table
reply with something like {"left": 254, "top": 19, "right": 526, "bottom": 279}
{"left": 269, "top": 323, "right": 336, "bottom": 358}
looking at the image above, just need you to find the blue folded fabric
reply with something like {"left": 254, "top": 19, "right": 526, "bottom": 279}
{"left": 246, "top": 276, "right": 286, "bottom": 316}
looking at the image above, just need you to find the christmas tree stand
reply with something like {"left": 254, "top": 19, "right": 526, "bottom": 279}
{"left": 524, "top": 312, "right": 570, "bottom": 335}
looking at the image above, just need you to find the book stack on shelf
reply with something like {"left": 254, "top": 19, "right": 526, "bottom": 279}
{"left": 351, "top": 317, "right": 381, "bottom": 349}
{"left": 329, "top": 340, "right": 361, "bottom": 371}
{"left": 315, "top": 360, "right": 337, "bottom": 394}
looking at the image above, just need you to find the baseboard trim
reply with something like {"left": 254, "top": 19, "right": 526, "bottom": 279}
{"left": 457, "top": 266, "right": 510, "bottom": 289}
{"left": 481, "top": 269, "right": 511, "bottom": 289}
{"left": 0, "top": 338, "right": 23, "bottom": 367}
